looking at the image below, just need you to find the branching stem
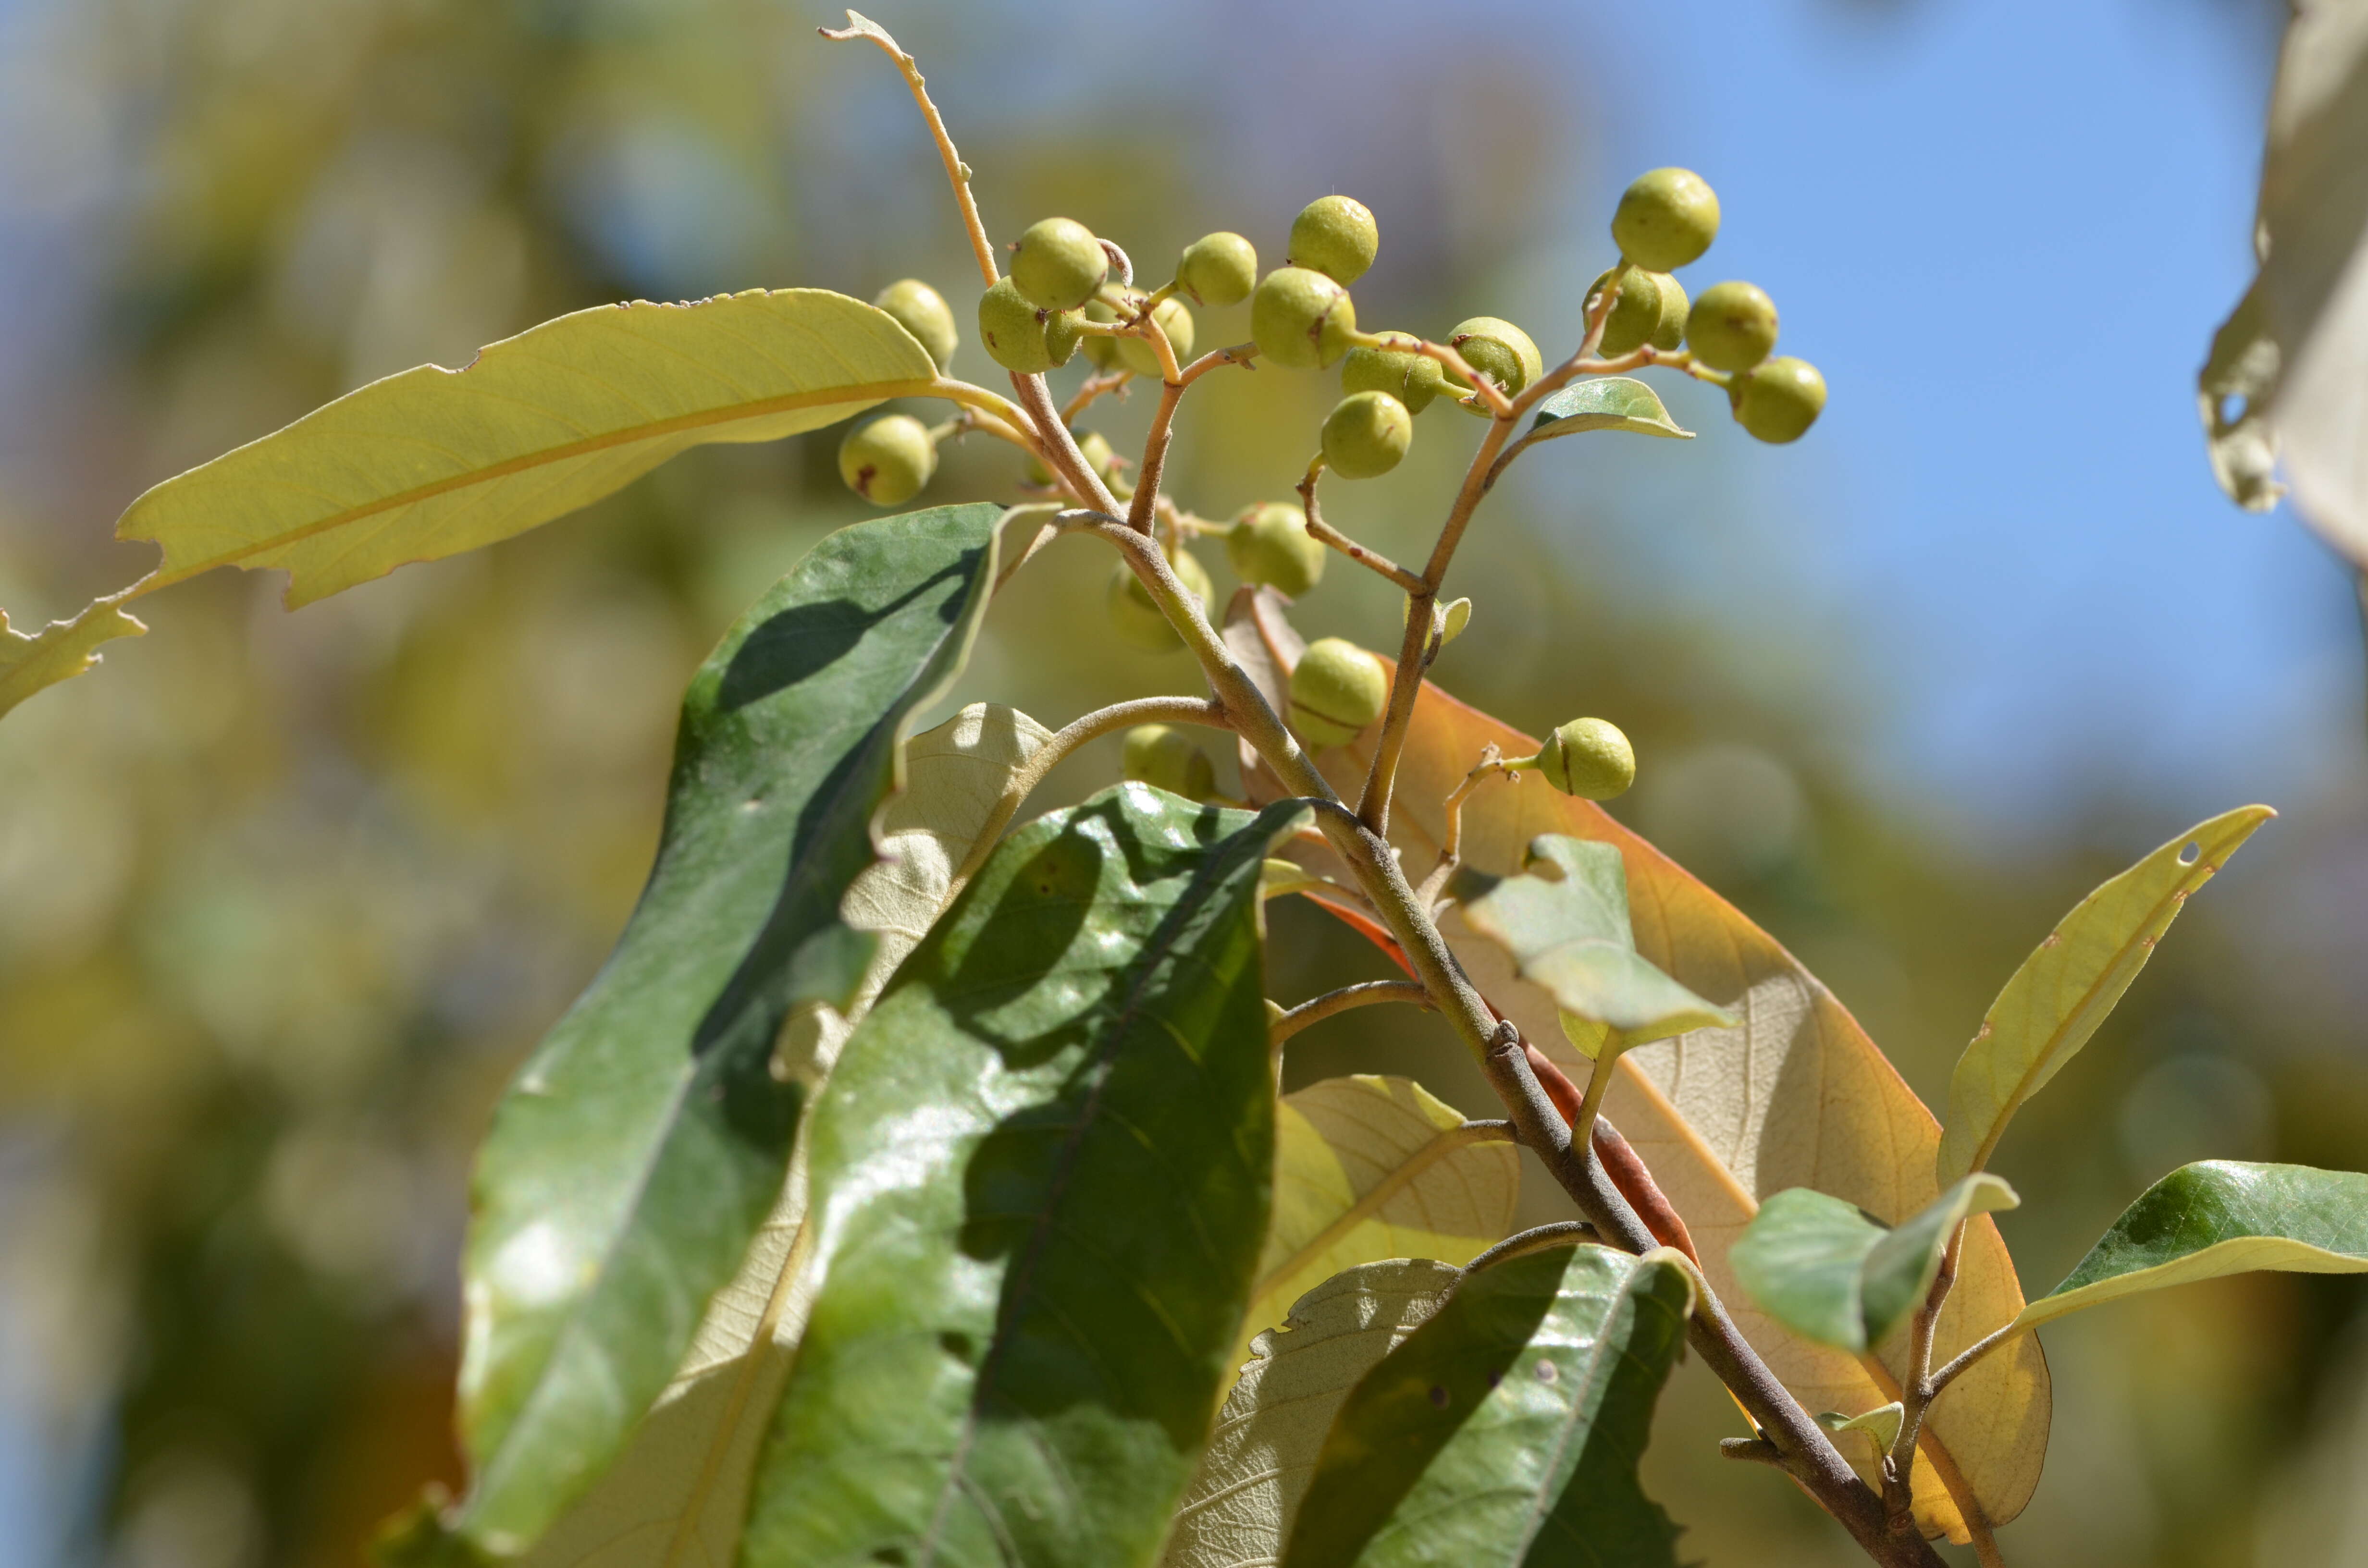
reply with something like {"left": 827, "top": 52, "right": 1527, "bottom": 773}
{"left": 1294, "top": 466, "right": 1425, "bottom": 593}
{"left": 1269, "top": 979, "right": 1431, "bottom": 1045}
{"left": 1461, "top": 1221, "right": 1597, "bottom": 1275}
{"left": 819, "top": 14, "right": 998, "bottom": 287}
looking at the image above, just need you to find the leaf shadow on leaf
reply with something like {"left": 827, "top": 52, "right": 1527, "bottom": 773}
{"left": 716, "top": 559, "right": 973, "bottom": 712}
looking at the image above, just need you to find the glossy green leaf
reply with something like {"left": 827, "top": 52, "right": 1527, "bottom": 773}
{"left": 1237, "top": 1077, "right": 1518, "bottom": 1370}
{"left": 449, "top": 505, "right": 1001, "bottom": 1557}
{"left": 1936, "top": 806, "right": 2273, "bottom": 1185}
{"left": 1515, "top": 376, "right": 1692, "bottom": 450}
{"left": 1283, "top": 1243, "right": 1692, "bottom": 1568}
{"left": 1732, "top": 1175, "right": 2018, "bottom": 1354}
{"left": 1163, "top": 1260, "right": 1462, "bottom": 1568}
{"left": 1460, "top": 834, "right": 1734, "bottom": 1045}
{"left": 2016, "top": 1161, "right": 2368, "bottom": 1330}
{"left": 0, "top": 588, "right": 145, "bottom": 723}
{"left": 738, "top": 787, "right": 1307, "bottom": 1568}
{"left": 117, "top": 288, "right": 940, "bottom": 606}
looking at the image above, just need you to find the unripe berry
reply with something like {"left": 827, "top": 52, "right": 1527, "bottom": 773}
{"left": 1226, "top": 502, "right": 1326, "bottom": 598}
{"left": 1010, "top": 216, "right": 1108, "bottom": 312}
{"left": 1289, "top": 195, "right": 1380, "bottom": 285}
{"left": 837, "top": 414, "right": 937, "bottom": 507}
{"left": 1612, "top": 168, "right": 1720, "bottom": 271}
{"left": 1106, "top": 549, "right": 1213, "bottom": 652}
{"left": 872, "top": 279, "right": 959, "bottom": 371}
{"left": 1586, "top": 268, "right": 1665, "bottom": 356}
{"left": 1080, "top": 297, "right": 1124, "bottom": 370}
{"left": 1321, "top": 390, "right": 1414, "bottom": 479}
{"left": 978, "top": 278, "right": 1080, "bottom": 374}
{"left": 1122, "top": 723, "right": 1217, "bottom": 801}
{"left": 1289, "top": 637, "right": 1390, "bottom": 748}
{"left": 1540, "top": 717, "right": 1635, "bottom": 800}
{"left": 1650, "top": 273, "right": 1690, "bottom": 351}
{"left": 1729, "top": 356, "right": 1826, "bottom": 444}
{"left": 1686, "top": 281, "right": 1778, "bottom": 372}
{"left": 1341, "top": 338, "right": 1447, "bottom": 415}
{"left": 1251, "top": 266, "right": 1357, "bottom": 369}
{"left": 1447, "top": 316, "right": 1543, "bottom": 413}
{"left": 1178, "top": 232, "right": 1258, "bottom": 307}
{"left": 1116, "top": 295, "right": 1195, "bottom": 379}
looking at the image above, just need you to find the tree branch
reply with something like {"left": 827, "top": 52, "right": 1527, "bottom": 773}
{"left": 1269, "top": 979, "right": 1431, "bottom": 1045}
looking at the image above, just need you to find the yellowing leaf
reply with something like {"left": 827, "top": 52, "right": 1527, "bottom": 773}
{"left": 1936, "top": 806, "right": 2273, "bottom": 1187}
{"left": 1334, "top": 682, "right": 2051, "bottom": 1542}
{"left": 118, "top": 289, "right": 939, "bottom": 607}
{"left": 0, "top": 588, "right": 145, "bottom": 722}
{"left": 1238, "top": 1075, "right": 1518, "bottom": 1372}
{"left": 508, "top": 702, "right": 1052, "bottom": 1568}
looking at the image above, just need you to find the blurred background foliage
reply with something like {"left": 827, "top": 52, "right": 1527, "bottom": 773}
{"left": 0, "top": 0, "right": 2363, "bottom": 1565}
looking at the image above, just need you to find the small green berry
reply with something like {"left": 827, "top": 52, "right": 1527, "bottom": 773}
{"left": 978, "top": 278, "right": 1080, "bottom": 374}
{"left": 1289, "top": 195, "right": 1380, "bottom": 285}
{"left": 872, "top": 279, "right": 959, "bottom": 372}
{"left": 1686, "top": 281, "right": 1779, "bottom": 372}
{"left": 1116, "top": 295, "right": 1195, "bottom": 378}
{"left": 837, "top": 413, "right": 937, "bottom": 507}
{"left": 1081, "top": 296, "right": 1124, "bottom": 370}
{"left": 1586, "top": 268, "right": 1665, "bottom": 356}
{"left": 1447, "top": 316, "right": 1543, "bottom": 414}
{"left": 1106, "top": 549, "right": 1213, "bottom": 652}
{"left": 1650, "top": 273, "right": 1690, "bottom": 351}
{"left": 1251, "top": 266, "right": 1357, "bottom": 369}
{"left": 1122, "top": 724, "right": 1216, "bottom": 801}
{"left": 1539, "top": 717, "right": 1635, "bottom": 800}
{"left": 1612, "top": 168, "right": 1720, "bottom": 271}
{"left": 1730, "top": 356, "right": 1826, "bottom": 444}
{"left": 1178, "top": 232, "right": 1258, "bottom": 307}
{"left": 1009, "top": 216, "right": 1108, "bottom": 312}
{"left": 1321, "top": 390, "right": 1413, "bottom": 479}
{"left": 1226, "top": 502, "right": 1326, "bottom": 598}
{"left": 1341, "top": 338, "right": 1447, "bottom": 415}
{"left": 1289, "top": 637, "right": 1390, "bottom": 748}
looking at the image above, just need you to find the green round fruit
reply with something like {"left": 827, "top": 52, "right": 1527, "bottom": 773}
{"left": 837, "top": 414, "right": 937, "bottom": 507}
{"left": 1289, "top": 637, "right": 1390, "bottom": 748}
{"left": 1730, "top": 356, "right": 1826, "bottom": 444}
{"left": 1650, "top": 272, "right": 1690, "bottom": 351}
{"left": 1178, "top": 232, "right": 1258, "bottom": 306}
{"left": 1010, "top": 216, "right": 1108, "bottom": 311}
{"left": 1539, "top": 717, "right": 1635, "bottom": 800}
{"left": 1341, "top": 338, "right": 1447, "bottom": 415}
{"left": 1081, "top": 296, "right": 1124, "bottom": 370}
{"left": 1289, "top": 195, "right": 1379, "bottom": 285}
{"left": 1106, "top": 549, "right": 1214, "bottom": 651}
{"left": 1686, "top": 280, "right": 1778, "bottom": 371}
{"left": 979, "top": 277, "right": 1078, "bottom": 373}
{"left": 1116, "top": 295, "right": 1195, "bottom": 378}
{"left": 1447, "top": 316, "right": 1543, "bottom": 414}
{"left": 1122, "top": 723, "right": 1216, "bottom": 801}
{"left": 1587, "top": 267, "right": 1665, "bottom": 356}
{"left": 872, "top": 278, "right": 959, "bottom": 371}
{"left": 1226, "top": 502, "right": 1326, "bottom": 598}
{"left": 1251, "top": 266, "right": 1357, "bottom": 369}
{"left": 1612, "top": 167, "right": 1720, "bottom": 271}
{"left": 1321, "top": 390, "right": 1413, "bottom": 479}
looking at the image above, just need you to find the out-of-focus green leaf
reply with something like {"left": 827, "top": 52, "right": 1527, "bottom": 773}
{"left": 447, "top": 506, "right": 1000, "bottom": 1558}
{"left": 501, "top": 701, "right": 1055, "bottom": 1568}
{"left": 1516, "top": 377, "right": 1692, "bottom": 448}
{"left": 0, "top": 588, "right": 145, "bottom": 723}
{"left": 1162, "top": 1260, "right": 1462, "bottom": 1568}
{"left": 1460, "top": 834, "right": 1733, "bottom": 1047}
{"left": 1236, "top": 1077, "right": 1517, "bottom": 1370}
{"left": 116, "top": 289, "right": 940, "bottom": 606}
{"left": 1936, "top": 806, "right": 2273, "bottom": 1186}
{"left": 2016, "top": 1162, "right": 2368, "bottom": 1330}
{"left": 1732, "top": 1176, "right": 2018, "bottom": 1354}
{"left": 737, "top": 787, "right": 1306, "bottom": 1568}
{"left": 1283, "top": 1243, "right": 1692, "bottom": 1568}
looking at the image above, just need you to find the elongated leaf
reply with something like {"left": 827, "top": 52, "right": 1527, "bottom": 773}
{"left": 1163, "top": 1260, "right": 1462, "bottom": 1568}
{"left": 0, "top": 588, "right": 145, "bottom": 722}
{"left": 1310, "top": 680, "right": 2050, "bottom": 1540}
{"left": 118, "top": 289, "right": 939, "bottom": 606}
{"left": 1513, "top": 377, "right": 1693, "bottom": 450}
{"left": 2016, "top": 1161, "right": 2368, "bottom": 1331}
{"left": 1461, "top": 834, "right": 1734, "bottom": 1045}
{"left": 1936, "top": 807, "right": 2272, "bottom": 1186}
{"left": 446, "top": 506, "right": 1000, "bottom": 1557}
{"left": 738, "top": 788, "right": 1306, "bottom": 1568}
{"left": 503, "top": 701, "right": 1054, "bottom": 1568}
{"left": 1733, "top": 1176, "right": 2019, "bottom": 1354}
{"left": 1239, "top": 1077, "right": 1519, "bottom": 1370}
{"left": 1283, "top": 1244, "right": 1692, "bottom": 1568}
